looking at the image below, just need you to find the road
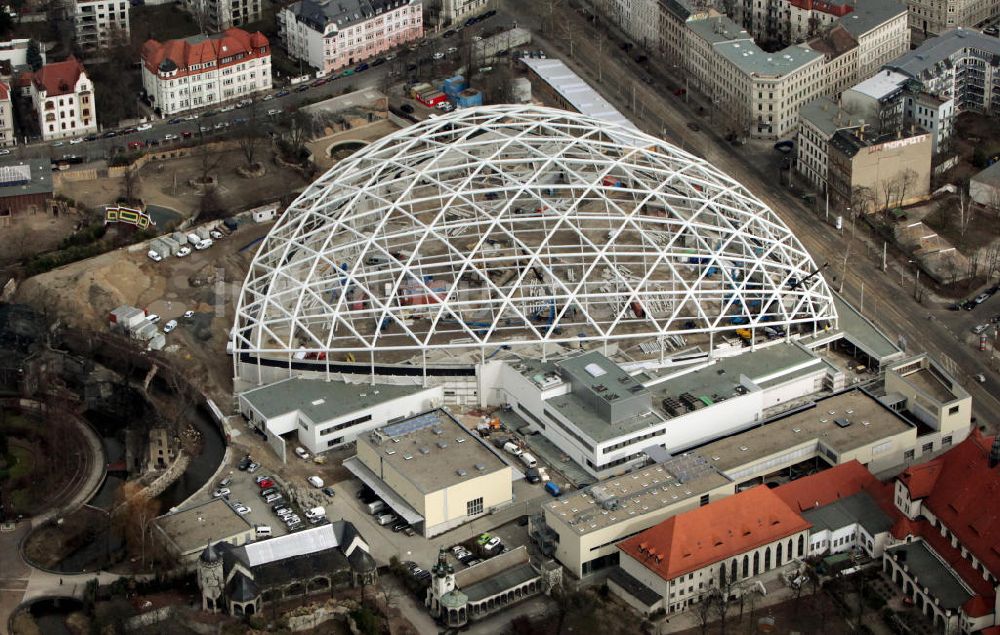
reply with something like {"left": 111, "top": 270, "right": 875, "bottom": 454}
{"left": 501, "top": 0, "right": 1000, "bottom": 428}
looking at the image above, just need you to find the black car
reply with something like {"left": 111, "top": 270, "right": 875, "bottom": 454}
{"left": 295, "top": 84, "right": 309, "bottom": 92}
{"left": 260, "top": 487, "right": 278, "bottom": 497}
{"left": 355, "top": 62, "right": 369, "bottom": 73}
{"left": 322, "top": 486, "right": 336, "bottom": 497}
{"left": 464, "top": 17, "right": 478, "bottom": 26}
{"left": 238, "top": 456, "right": 253, "bottom": 470}
{"left": 483, "top": 9, "right": 496, "bottom": 17}
{"left": 400, "top": 103, "right": 415, "bottom": 114}
{"left": 84, "top": 134, "right": 98, "bottom": 141}
{"left": 168, "top": 117, "right": 183, "bottom": 124}
{"left": 391, "top": 521, "right": 408, "bottom": 532}
{"left": 103, "top": 130, "right": 117, "bottom": 138}
{"left": 276, "top": 90, "right": 290, "bottom": 98}
{"left": 371, "top": 57, "right": 386, "bottom": 67}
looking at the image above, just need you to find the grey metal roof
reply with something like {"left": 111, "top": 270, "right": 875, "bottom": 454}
{"left": 227, "top": 572, "right": 259, "bottom": 602}
{"left": 608, "top": 567, "right": 663, "bottom": 607}
{"left": 240, "top": 376, "right": 421, "bottom": 423}
{"left": 461, "top": 562, "right": 539, "bottom": 602}
{"left": 886, "top": 28, "right": 1000, "bottom": 80}
{"left": 836, "top": 0, "right": 906, "bottom": 39}
{"left": 801, "top": 491, "right": 894, "bottom": 536}
{"left": 0, "top": 159, "right": 53, "bottom": 198}
{"left": 240, "top": 522, "right": 349, "bottom": 567}
{"left": 887, "top": 541, "right": 973, "bottom": 609}
{"left": 687, "top": 16, "right": 751, "bottom": 46}
{"left": 972, "top": 159, "right": 1000, "bottom": 188}
{"left": 713, "top": 41, "right": 823, "bottom": 77}
{"left": 849, "top": 70, "right": 909, "bottom": 100}
{"left": 287, "top": 0, "right": 415, "bottom": 32}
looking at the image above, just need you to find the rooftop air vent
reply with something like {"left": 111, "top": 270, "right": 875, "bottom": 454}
{"left": 456, "top": 437, "right": 465, "bottom": 443}
{"left": 385, "top": 449, "right": 396, "bottom": 455}
{"left": 475, "top": 463, "right": 486, "bottom": 472}
{"left": 437, "top": 441, "right": 448, "bottom": 449}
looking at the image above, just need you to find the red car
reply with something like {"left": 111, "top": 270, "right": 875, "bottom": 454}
{"left": 181, "top": 130, "right": 193, "bottom": 139}
{"left": 258, "top": 479, "right": 275, "bottom": 489}
{"left": 127, "top": 140, "right": 144, "bottom": 150}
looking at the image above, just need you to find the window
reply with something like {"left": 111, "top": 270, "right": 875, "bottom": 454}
{"left": 467, "top": 497, "right": 484, "bottom": 516}
{"left": 922, "top": 442, "right": 934, "bottom": 453}
{"left": 942, "top": 435, "right": 953, "bottom": 447}
{"left": 904, "top": 449, "right": 915, "bottom": 461}
{"left": 948, "top": 405, "right": 959, "bottom": 415}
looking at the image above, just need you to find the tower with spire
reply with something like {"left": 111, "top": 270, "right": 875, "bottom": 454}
{"left": 197, "top": 541, "right": 224, "bottom": 612}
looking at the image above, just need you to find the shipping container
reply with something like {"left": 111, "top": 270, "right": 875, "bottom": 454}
{"left": 455, "top": 89, "right": 483, "bottom": 108}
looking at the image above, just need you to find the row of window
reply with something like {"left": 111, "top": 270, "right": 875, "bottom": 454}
{"left": 319, "top": 413, "right": 372, "bottom": 436}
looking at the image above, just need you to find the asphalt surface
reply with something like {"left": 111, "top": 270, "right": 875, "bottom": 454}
{"left": 501, "top": 0, "right": 1000, "bottom": 428}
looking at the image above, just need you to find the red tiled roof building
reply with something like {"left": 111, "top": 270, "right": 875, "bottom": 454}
{"left": 29, "top": 57, "right": 97, "bottom": 141}
{"left": 140, "top": 28, "right": 271, "bottom": 116}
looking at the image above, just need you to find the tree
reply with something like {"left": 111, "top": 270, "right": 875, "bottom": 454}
{"left": 878, "top": 176, "right": 898, "bottom": 216}
{"left": 114, "top": 481, "right": 161, "bottom": 571}
{"left": 694, "top": 591, "right": 715, "bottom": 634}
{"left": 120, "top": 166, "right": 141, "bottom": 205}
{"left": 895, "top": 168, "right": 918, "bottom": 209}
{"left": 26, "top": 39, "right": 42, "bottom": 72}
{"left": 709, "top": 583, "right": 735, "bottom": 634}
{"left": 237, "top": 101, "right": 264, "bottom": 168}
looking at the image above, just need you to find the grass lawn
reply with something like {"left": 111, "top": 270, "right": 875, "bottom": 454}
{"left": 7, "top": 444, "right": 34, "bottom": 480}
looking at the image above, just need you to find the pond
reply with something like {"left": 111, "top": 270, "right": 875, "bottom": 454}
{"left": 145, "top": 204, "right": 184, "bottom": 229}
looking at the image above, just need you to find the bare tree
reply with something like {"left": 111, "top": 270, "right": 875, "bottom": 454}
{"left": 121, "top": 166, "right": 142, "bottom": 205}
{"left": 878, "top": 175, "right": 898, "bottom": 216}
{"left": 237, "top": 100, "right": 264, "bottom": 169}
{"left": 895, "top": 168, "right": 918, "bottom": 208}
{"left": 695, "top": 591, "right": 715, "bottom": 634}
{"left": 114, "top": 481, "right": 161, "bottom": 571}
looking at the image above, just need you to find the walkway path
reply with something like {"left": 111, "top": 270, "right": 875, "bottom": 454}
{"left": 33, "top": 413, "right": 107, "bottom": 529}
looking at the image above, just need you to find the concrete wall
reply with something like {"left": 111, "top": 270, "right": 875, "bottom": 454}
{"left": 422, "top": 467, "right": 514, "bottom": 536}
{"left": 850, "top": 133, "right": 932, "bottom": 212}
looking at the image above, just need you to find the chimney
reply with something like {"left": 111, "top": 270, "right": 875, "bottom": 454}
{"left": 990, "top": 436, "right": 1000, "bottom": 468}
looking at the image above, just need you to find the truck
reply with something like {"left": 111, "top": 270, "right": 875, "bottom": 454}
{"left": 366, "top": 500, "right": 386, "bottom": 515}
{"left": 544, "top": 481, "right": 561, "bottom": 497}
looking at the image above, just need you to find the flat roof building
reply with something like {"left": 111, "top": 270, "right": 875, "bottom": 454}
{"left": 347, "top": 409, "right": 514, "bottom": 537}
{"left": 239, "top": 376, "right": 442, "bottom": 459}
{"left": 153, "top": 498, "right": 255, "bottom": 563}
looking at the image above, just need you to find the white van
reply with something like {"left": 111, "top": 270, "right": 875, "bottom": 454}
{"left": 305, "top": 506, "right": 326, "bottom": 519}
{"left": 377, "top": 513, "right": 396, "bottom": 526}
{"left": 255, "top": 525, "right": 272, "bottom": 537}
{"left": 520, "top": 453, "right": 538, "bottom": 469}
{"left": 307, "top": 475, "right": 324, "bottom": 488}
{"left": 503, "top": 441, "right": 523, "bottom": 457}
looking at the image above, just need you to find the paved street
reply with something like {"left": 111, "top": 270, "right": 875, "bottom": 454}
{"left": 501, "top": 0, "right": 1000, "bottom": 428}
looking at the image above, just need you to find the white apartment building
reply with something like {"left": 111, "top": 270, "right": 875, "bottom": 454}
{"left": 440, "top": 0, "right": 487, "bottom": 25}
{"left": 73, "top": 0, "right": 130, "bottom": 51}
{"left": 0, "top": 82, "right": 14, "bottom": 146}
{"left": 0, "top": 39, "right": 44, "bottom": 71}
{"left": 885, "top": 28, "right": 1000, "bottom": 118}
{"left": 906, "top": 0, "right": 1000, "bottom": 36}
{"left": 279, "top": 0, "right": 422, "bottom": 75}
{"left": 140, "top": 28, "right": 271, "bottom": 116}
{"left": 185, "top": 0, "right": 262, "bottom": 32}
{"left": 30, "top": 57, "right": 97, "bottom": 141}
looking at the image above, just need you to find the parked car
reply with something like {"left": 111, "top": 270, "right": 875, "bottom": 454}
{"left": 146, "top": 313, "right": 161, "bottom": 323}
{"left": 234, "top": 504, "right": 251, "bottom": 515}
{"left": 295, "top": 446, "right": 310, "bottom": 460}
{"left": 476, "top": 533, "right": 492, "bottom": 546}
{"left": 176, "top": 246, "right": 191, "bottom": 257}
{"left": 264, "top": 493, "right": 283, "bottom": 504}
{"left": 295, "top": 84, "right": 310, "bottom": 93}
{"left": 219, "top": 477, "right": 232, "bottom": 487}
{"left": 212, "top": 488, "right": 230, "bottom": 498}
{"left": 400, "top": 103, "right": 415, "bottom": 114}
{"left": 183, "top": 310, "right": 195, "bottom": 319}
{"left": 163, "top": 319, "right": 178, "bottom": 333}
{"left": 391, "top": 521, "right": 408, "bottom": 532}
{"left": 254, "top": 475, "right": 271, "bottom": 484}
{"left": 146, "top": 250, "right": 163, "bottom": 262}
{"left": 137, "top": 123, "right": 153, "bottom": 131}
{"left": 260, "top": 487, "right": 277, "bottom": 497}
{"left": 247, "top": 462, "right": 260, "bottom": 473}
{"left": 210, "top": 229, "right": 223, "bottom": 239}
{"left": 322, "top": 486, "right": 336, "bottom": 497}
{"left": 484, "top": 536, "right": 502, "bottom": 551}
{"left": 308, "top": 475, "right": 324, "bottom": 488}
{"left": 354, "top": 62, "right": 369, "bottom": 73}
{"left": 238, "top": 456, "right": 253, "bottom": 470}
{"left": 258, "top": 478, "right": 275, "bottom": 489}
{"left": 432, "top": 52, "right": 444, "bottom": 60}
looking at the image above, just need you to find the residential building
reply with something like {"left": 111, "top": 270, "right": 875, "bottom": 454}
{"left": 425, "top": 547, "right": 561, "bottom": 627}
{"left": 796, "top": 97, "right": 864, "bottom": 193}
{"left": 0, "top": 159, "right": 52, "bottom": 219}
{"left": 0, "top": 39, "right": 44, "bottom": 70}
{"left": 884, "top": 28, "right": 1000, "bottom": 118}
{"left": 885, "top": 430, "right": 1000, "bottom": 633}
{"left": 826, "top": 123, "right": 932, "bottom": 213}
{"left": 140, "top": 28, "right": 271, "bottom": 116}
{"left": 278, "top": 0, "right": 422, "bottom": 75}
{"left": 0, "top": 82, "right": 15, "bottom": 147}
{"left": 440, "top": 0, "right": 487, "bottom": 25}
{"left": 196, "top": 522, "right": 377, "bottom": 615}
{"left": 830, "top": 0, "right": 909, "bottom": 79}
{"left": 238, "top": 376, "right": 442, "bottom": 458}
{"left": 29, "top": 57, "right": 97, "bottom": 141}
{"left": 186, "top": 0, "right": 261, "bottom": 32}
{"left": 346, "top": 409, "right": 514, "bottom": 538}
{"left": 806, "top": 25, "right": 859, "bottom": 97}
{"left": 905, "top": 0, "right": 1000, "bottom": 37}
{"left": 73, "top": 0, "right": 130, "bottom": 51}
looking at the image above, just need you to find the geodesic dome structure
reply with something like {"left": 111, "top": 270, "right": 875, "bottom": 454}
{"left": 234, "top": 105, "right": 836, "bottom": 371}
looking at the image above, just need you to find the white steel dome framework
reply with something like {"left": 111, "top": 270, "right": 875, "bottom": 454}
{"left": 234, "top": 105, "right": 836, "bottom": 375}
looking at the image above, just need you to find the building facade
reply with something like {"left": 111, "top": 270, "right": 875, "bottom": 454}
{"left": 29, "top": 58, "right": 96, "bottom": 141}
{"left": 347, "top": 409, "right": 514, "bottom": 538}
{"left": 0, "top": 82, "right": 14, "bottom": 146}
{"left": 73, "top": 0, "right": 130, "bottom": 51}
{"left": 185, "top": 0, "right": 261, "bottom": 33}
{"left": 440, "top": 0, "right": 487, "bottom": 25}
{"left": 238, "top": 377, "right": 442, "bottom": 457}
{"left": 885, "top": 28, "right": 1000, "bottom": 119}
{"left": 905, "top": 0, "right": 1000, "bottom": 36}
{"left": 140, "top": 28, "right": 271, "bottom": 116}
{"left": 279, "top": 0, "right": 422, "bottom": 75}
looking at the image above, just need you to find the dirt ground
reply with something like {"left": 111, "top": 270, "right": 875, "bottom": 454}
{"left": 58, "top": 148, "right": 313, "bottom": 225}
{"left": 13, "top": 220, "right": 275, "bottom": 401}
{"left": 947, "top": 113, "right": 1000, "bottom": 185}
{"left": 0, "top": 212, "right": 83, "bottom": 265}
